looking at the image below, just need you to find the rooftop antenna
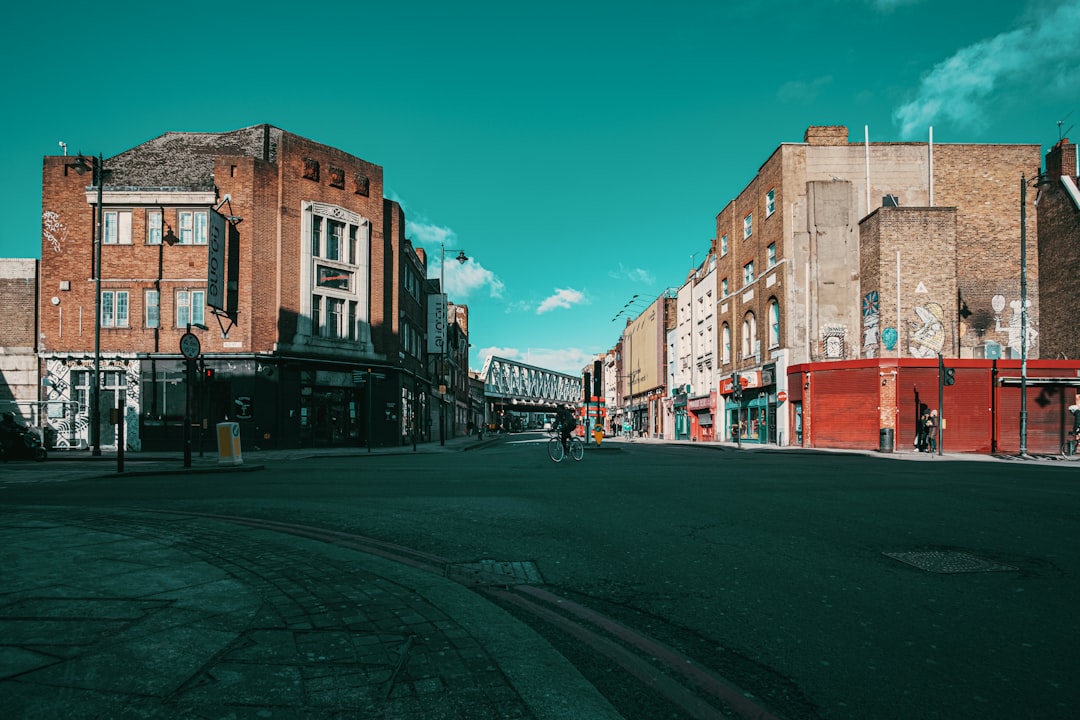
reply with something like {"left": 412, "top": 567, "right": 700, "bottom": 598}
{"left": 58, "top": 141, "right": 67, "bottom": 156}
{"left": 1059, "top": 111, "right": 1074, "bottom": 141}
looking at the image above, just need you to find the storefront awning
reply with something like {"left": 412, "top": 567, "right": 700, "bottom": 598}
{"left": 698, "top": 413, "right": 713, "bottom": 426}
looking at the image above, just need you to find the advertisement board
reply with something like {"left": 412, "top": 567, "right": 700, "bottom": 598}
{"left": 427, "top": 294, "right": 447, "bottom": 354}
{"left": 207, "top": 209, "right": 228, "bottom": 311}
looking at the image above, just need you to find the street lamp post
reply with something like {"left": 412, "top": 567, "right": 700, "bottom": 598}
{"left": 1019, "top": 172, "right": 1053, "bottom": 457}
{"left": 70, "top": 154, "right": 105, "bottom": 456}
{"left": 613, "top": 294, "right": 649, "bottom": 438}
{"left": 1020, "top": 175, "right": 1029, "bottom": 457}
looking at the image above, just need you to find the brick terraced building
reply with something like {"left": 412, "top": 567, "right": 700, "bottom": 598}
{"left": 39, "top": 124, "right": 439, "bottom": 452}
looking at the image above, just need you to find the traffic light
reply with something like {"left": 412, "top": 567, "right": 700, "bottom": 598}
{"left": 204, "top": 368, "right": 215, "bottom": 381}
{"left": 732, "top": 374, "right": 743, "bottom": 401}
{"left": 583, "top": 371, "right": 591, "bottom": 400}
{"left": 943, "top": 367, "right": 955, "bottom": 386}
{"left": 593, "top": 360, "right": 602, "bottom": 396}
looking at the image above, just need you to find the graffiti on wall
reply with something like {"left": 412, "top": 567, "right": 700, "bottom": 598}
{"left": 992, "top": 295, "right": 1037, "bottom": 356}
{"left": 822, "top": 325, "right": 846, "bottom": 359}
{"left": 42, "top": 211, "right": 68, "bottom": 254}
{"left": 908, "top": 301, "right": 945, "bottom": 358}
{"left": 862, "top": 291, "right": 880, "bottom": 358}
{"left": 43, "top": 358, "right": 143, "bottom": 451}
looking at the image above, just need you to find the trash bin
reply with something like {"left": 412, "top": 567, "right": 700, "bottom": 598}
{"left": 216, "top": 422, "right": 243, "bottom": 465}
{"left": 879, "top": 427, "right": 894, "bottom": 453}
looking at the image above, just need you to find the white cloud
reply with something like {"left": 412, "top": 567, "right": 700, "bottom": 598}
{"left": 894, "top": 1, "right": 1080, "bottom": 138}
{"left": 608, "top": 263, "right": 655, "bottom": 284}
{"left": 444, "top": 257, "right": 505, "bottom": 299}
{"left": 536, "top": 287, "right": 586, "bottom": 314}
{"left": 387, "top": 192, "right": 505, "bottom": 300}
{"left": 477, "top": 346, "right": 594, "bottom": 376}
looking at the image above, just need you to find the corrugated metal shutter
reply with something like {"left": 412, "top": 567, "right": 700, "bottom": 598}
{"left": 897, "top": 368, "right": 939, "bottom": 450}
{"left": 939, "top": 369, "right": 993, "bottom": 453}
{"left": 997, "top": 383, "right": 1074, "bottom": 454}
{"left": 810, "top": 367, "right": 880, "bottom": 449}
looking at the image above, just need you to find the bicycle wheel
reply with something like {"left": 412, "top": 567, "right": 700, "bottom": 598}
{"left": 569, "top": 437, "right": 584, "bottom": 461}
{"left": 548, "top": 437, "right": 565, "bottom": 462}
{"left": 1062, "top": 440, "right": 1079, "bottom": 461}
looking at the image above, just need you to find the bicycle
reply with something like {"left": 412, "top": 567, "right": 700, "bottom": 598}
{"left": 547, "top": 430, "right": 584, "bottom": 463}
{"left": 1061, "top": 430, "right": 1080, "bottom": 461}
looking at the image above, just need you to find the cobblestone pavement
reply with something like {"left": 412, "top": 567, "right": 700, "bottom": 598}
{"left": 0, "top": 501, "right": 621, "bottom": 719}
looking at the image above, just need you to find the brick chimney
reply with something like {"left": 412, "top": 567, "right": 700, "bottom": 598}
{"left": 803, "top": 126, "right": 850, "bottom": 146}
{"left": 1045, "top": 138, "right": 1077, "bottom": 180}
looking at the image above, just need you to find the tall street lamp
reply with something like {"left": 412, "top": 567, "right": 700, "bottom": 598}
{"left": 438, "top": 244, "right": 468, "bottom": 445}
{"left": 613, "top": 294, "right": 649, "bottom": 437}
{"left": 1019, "top": 172, "right": 1053, "bottom": 457}
{"left": 70, "top": 154, "right": 106, "bottom": 456}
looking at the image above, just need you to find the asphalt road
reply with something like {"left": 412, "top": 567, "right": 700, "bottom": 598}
{"left": 2, "top": 436, "right": 1077, "bottom": 719}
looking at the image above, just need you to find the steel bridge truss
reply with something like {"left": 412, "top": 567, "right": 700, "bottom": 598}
{"left": 480, "top": 356, "right": 580, "bottom": 406}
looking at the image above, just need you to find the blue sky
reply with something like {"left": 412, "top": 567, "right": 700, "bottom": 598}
{"left": 2, "top": 0, "right": 1077, "bottom": 375}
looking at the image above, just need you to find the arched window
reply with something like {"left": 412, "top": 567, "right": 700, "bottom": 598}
{"left": 768, "top": 298, "right": 780, "bottom": 348}
{"left": 722, "top": 324, "right": 731, "bottom": 364}
{"left": 742, "top": 312, "right": 757, "bottom": 359}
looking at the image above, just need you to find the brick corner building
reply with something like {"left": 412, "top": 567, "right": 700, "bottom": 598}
{"left": 39, "top": 125, "right": 440, "bottom": 452}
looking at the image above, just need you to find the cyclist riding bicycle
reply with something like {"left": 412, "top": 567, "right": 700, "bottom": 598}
{"left": 1069, "top": 404, "right": 1080, "bottom": 437}
{"left": 554, "top": 405, "right": 577, "bottom": 450}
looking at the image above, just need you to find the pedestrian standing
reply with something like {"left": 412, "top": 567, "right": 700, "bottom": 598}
{"left": 925, "top": 409, "right": 938, "bottom": 453}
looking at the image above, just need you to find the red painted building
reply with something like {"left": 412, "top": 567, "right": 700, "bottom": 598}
{"left": 787, "top": 358, "right": 1080, "bottom": 454}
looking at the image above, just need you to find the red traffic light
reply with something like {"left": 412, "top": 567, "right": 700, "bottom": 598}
{"left": 204, "top": 368, "right": 215, "bottom": 380}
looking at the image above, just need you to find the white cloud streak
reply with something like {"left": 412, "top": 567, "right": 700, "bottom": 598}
{"left": 476, "top": 346, "right": 595, "bottom": 376}
{"left": 536, "top": 288, "right": 586, "bottom": 314}
{"left": 608, "top": 263, "right": 655, "bottom": 284}
{"left": 894, "top": 1, "right": 1080, "bottom": 138}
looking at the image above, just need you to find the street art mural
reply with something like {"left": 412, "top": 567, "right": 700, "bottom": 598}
{"left": 862, "top": 291, "right": 880, "bottom": 358}
{"left": 908, "top": 301, "right": 945, "bottom": 358}
{"left": 993, "top": 294, "right": 1037, "bottom": 356}
{"left": 42, "top": 210, "right": 68, "bottom": 254}
{"left": 42, "top": 358, "right": 143, "bottom": 451}
{"left": 822, "top": 325, "right": 847, "bottom": 359}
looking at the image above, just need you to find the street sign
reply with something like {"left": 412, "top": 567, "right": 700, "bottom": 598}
{"left": 777, "top": 390, "right": 788, "bottom": 403}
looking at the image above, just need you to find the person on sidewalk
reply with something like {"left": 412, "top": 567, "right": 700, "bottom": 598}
{"left": 925, "top": 409, "right": 938, "bottom": 453}
{"left": 916, "top": 407, "right": 929, "bottom": 452}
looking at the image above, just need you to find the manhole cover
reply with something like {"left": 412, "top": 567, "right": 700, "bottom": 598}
{"left": 883, "top": 550, "right": 1018, "bottom": 574}
{"left": 446, "top": 559, "right": 543, "bottom": 586}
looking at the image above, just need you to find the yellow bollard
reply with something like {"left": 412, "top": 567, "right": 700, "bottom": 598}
{"left": 593, "top": 424, "right": 603, "bottom": 446}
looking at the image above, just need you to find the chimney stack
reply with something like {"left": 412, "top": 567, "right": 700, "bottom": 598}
{"left": 1045, "top": 138, "right": 1077, "bottom": 180}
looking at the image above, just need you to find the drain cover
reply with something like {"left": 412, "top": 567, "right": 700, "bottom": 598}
{"left": 446, "top": 559, "right": 543, "bottom": 586}
{"left": 883, "top": 550, "right": 1018, "bottom": 574}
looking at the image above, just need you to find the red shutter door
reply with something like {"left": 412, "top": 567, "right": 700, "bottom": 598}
{"left": 997, "top": 384, "right": 1074, "bottom": 455}
{"left": 811, "top": 368, "right": 880, "bottom": 450}
{"left": 940, "top": 369, "right": 993, "bottom": 453}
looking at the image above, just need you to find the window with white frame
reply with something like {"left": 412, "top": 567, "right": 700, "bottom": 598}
{"left": 742, "top": 313, "right": 757, "bottom": 359}
{"left": 720, "top": 234, "right": 728, "bottom": 256}
{"left": 768, "top": 299, "right": 780, "bottom": 348}
{"left": 145, "top": 289, "right": 159, "bottom": 328}
{"left": 177, "top": 210, "right": 208, "bottom": 245}
{"left": 176, "top": 289, "right": 205, "bottom": 328}
{"left": 307, "top": 203, "right": 370, "bottom": 343}
{"left": 722, "top": 324, "right": 731, "bottom": 364}
{"left": 768, "top": 243, "right": 777, "bottom": 267}
{"left": 101, "top": 290, "right": 129, "bottom": 327}
{"left": 743, "top": 213, "right": 753, "bottom": 239}
{"left": 103, "top": 210, "right": 132, "bottom": 245}
{"left": 147, "top": 210, "right": 162, "bottom": 245}
{"left": 766, "top": 188, "right": 776, "bottom": 217}
{"left": 721, "top": 277, "right": 729, "bottom": 296}
{"left": 743, "top": 260, "right": 755, "bottom": 286}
